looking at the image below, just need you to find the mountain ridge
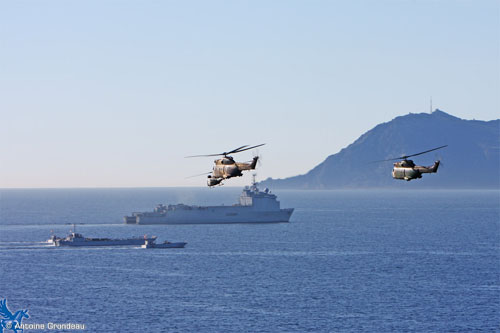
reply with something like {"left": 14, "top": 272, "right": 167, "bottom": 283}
{"left": 260, "top": 110, "right": 499, "bottom": 189}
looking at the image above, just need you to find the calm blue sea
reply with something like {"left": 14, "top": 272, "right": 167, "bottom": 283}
{"left": 0, "top": 188, "right": 498, "bottom": 332}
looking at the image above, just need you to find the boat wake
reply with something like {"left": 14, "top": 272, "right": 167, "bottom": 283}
{"left": 0, "top": 241, "right": 49, "bottom": 245}
{"left": 0, "top": 241, "right": 55, "bottom": 250}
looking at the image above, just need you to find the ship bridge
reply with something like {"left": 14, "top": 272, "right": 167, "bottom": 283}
{"left": 239, "top": 185, "right": 280, "bottom": 211}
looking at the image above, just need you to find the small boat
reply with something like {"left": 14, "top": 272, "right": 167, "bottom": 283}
{"left": 46, "top": 234, "right": 61, "bottom": 244}
{"left": 141, "top": 240, "right": 187, "bottom": 249}
{"left": 49, "top": 225, "right": 156, "bottom": 247}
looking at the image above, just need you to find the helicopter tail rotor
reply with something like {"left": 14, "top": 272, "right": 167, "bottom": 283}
{"left": 434, "top": 152, "right": 445, "bottom": 169}
{"left": 431, "top": 160, "right": 440, "bottom": 173}
{"left": 252, "top": 148, "right": 263, "bottom": 167}
{"left": 249, "top": 156, "right": 259, "bottom": 169}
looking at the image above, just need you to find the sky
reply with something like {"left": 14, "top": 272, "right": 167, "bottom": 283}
{"left": 1, "top": 0, "right": 499, "bottom": 188}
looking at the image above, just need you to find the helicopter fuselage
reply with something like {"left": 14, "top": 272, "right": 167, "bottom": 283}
{"left": 392, "top": 160, "right": 440, "bottom": 181}
{"left": 212, "top": 158, "right": 243, "bottom": 179}
{"left": 207, "top": 156, "right": 259, "bottom": 186}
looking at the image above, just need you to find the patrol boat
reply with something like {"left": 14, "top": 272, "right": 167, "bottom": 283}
{"left": 124, "top": 182, "right": 294, "bottom": 225}
{"left": 141, "top": 239, "right": 187, "bottom": 249}
{"left": 50, "top": 225, "right": 157, "bottom": 247}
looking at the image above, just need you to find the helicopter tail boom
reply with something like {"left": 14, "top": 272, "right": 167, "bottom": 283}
{"left": 250, "top": 156, "right": 259, "bottom": 170}
{"left": 236, "top": 156, "right": 259, "bottom": 171}
{"left": 415, "top": 160, "right": 440, "bottom": 173}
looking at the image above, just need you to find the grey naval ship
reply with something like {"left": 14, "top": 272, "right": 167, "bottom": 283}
{"left": 124, "top": 182, "right": 293, "bottom": 225}
{"left": 48, "top": 225, "right": 157, "bottom": 247}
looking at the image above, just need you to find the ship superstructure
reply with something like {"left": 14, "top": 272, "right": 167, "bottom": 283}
{"left": 124, "top": 183, "right": 293, "bottom": 225}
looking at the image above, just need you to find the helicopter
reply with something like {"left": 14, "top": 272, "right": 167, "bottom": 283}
{"left": 375, "top": 145, "right": 448, "bottom": 181}
{"left": 186, "top": 144, "right": 265, "bottom": 186}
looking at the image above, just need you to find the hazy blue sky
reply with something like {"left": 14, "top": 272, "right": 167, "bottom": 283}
{"left": 1, "top": 0, "right": 498, "bottom": 187}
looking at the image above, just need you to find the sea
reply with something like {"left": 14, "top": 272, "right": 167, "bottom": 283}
{"left": 0, "top": 188, "right": 498, "bottom": 332}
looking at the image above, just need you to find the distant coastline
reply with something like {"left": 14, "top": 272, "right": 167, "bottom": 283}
{"left": 260, "top": 110, "right": 500, "bottom": 190}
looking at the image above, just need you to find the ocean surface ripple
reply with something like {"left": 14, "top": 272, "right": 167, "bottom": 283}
{"left": 0, "top": 188, "right": 498, "bottom": 332}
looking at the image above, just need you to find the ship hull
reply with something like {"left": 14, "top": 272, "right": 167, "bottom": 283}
{"left": 55, "top": 238, "right": 155, "bottom": 247}
{"left": 142, "top": 242, "right": 187, "bottom": 248}
{"left": 133, "top": 208, "right": 294, "bottom": 225}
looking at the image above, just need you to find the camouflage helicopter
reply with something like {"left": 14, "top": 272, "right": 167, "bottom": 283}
{"left": 186, "top": 144, "right": 265, "bottom": 186}
{"left": 376, "top": 145, "right": 448, "bottom": 181}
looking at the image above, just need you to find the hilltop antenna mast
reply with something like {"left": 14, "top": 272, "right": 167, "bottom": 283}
{"left": 430, "top": 96, "right": 433, "bottom": 113}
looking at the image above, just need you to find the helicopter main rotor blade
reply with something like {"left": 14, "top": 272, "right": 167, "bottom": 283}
{"left": 401, "top": 145, "right": 448, "bottom": 159}
{"left": 370, "top": 156, "right": 404, "bottom": 163}
{"left": 185, "top": 144, "right": 265, "bottom": 158}
{"left": 185, "top": 145, "right": 249, "bottom": 158}
{"left": 185, "top": 172, "right": 212, "bottom": 179}
{"left": 371, "top": 145, "right": 448, "bottom": 163}
{"left": 185, "top": 153, "right": 223, "bottom": 158}
{"left": 224, "top": 145, "right": 250, "bottom": 155}
{"left": 230, "top": 143, "right": 266, "bottom": 154}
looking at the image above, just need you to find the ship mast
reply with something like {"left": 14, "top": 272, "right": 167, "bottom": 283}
{"left": 251, "top": 173, "right": 258, "bottom": 191}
